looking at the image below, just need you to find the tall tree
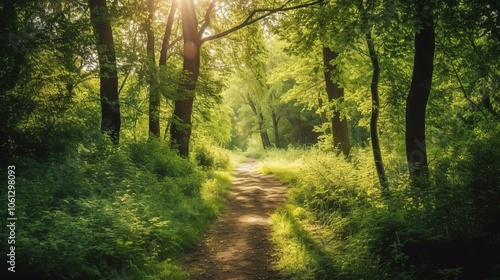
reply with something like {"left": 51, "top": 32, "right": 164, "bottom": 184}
{"left": 89, "top": 0, "right": 121, "bottom": 144}
{"left": 278, "top": 0, "right": 355, "bottom": 155}
{"left": 323, "top": 47, "right": 350, "bottom": 156}
{"left": 247, "top": 94, "right": 272, "bottom": 148}
{"left": 405, "top": 0, "right": 435, "bottom": 187}
{"left": 366, "top": 31, "right": 389, "bottom": 193}
{"left": 169, "top": 0, "right": 201, "bottom": 156}
{"left": 0, "top": 0, "right": 26, "bottom": 160}
{"left": 359, "top": 0, "right": 389, "bottom": 193}
{"left": 146, "top": 0, "right": 160, "bottom": 138}
{"left": 159, "top": 0, "right": 178, "bottom": 139}
{"left": 271, "top": 110, "right": 280, "bottom": 148}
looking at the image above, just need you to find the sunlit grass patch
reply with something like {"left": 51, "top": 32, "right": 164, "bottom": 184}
{"left": 270, "top": 199, "right": 385, "bottom": 279}
{"left": 271, "top": 204, "right": 345, "bottom": 280}
{"left": 264, "top": 148, "right": 390, "bottom": 279}
{"left": 201, "top": 170, "right": 232, "bottom": 214}
{"left": 143, "top": 259, "right": 189, "bottom": 280}
{"left": 258, "top": 158, "right": 303, "bottom": 184}
{"left": 270, "top": 206, "right": 319, "bottom": 280}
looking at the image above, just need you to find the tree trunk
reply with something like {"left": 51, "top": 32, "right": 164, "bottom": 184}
{"left": 146, "top": 0, "right": 160, "bottom": 139}
{"left": 89, "top": 0, "right": 120, "bottom": 144}
{"left": 163, "top": 118, "right": 171, "bottom": 140}
{"left": 322, "top": 47, "right": 350, "bottom": 156}
{"left": 159, "top": 1, "right": 177, "bottom": 142}
{"left": 405, "top": 0, "right": 434, "bottom": 188}
{"left": 259, "top": 112, "right": 272, "bottom": 148}
{"left": 318, "top": 96, "right": 329, "bottom": 124}
{"left": 366, "top": 32, "right": 389, "bottom": 194}
{"left": 159, "top": 0, "right": 177, "bottom": 66}
{"left": 271, "top": 110, "right": 280, "bottom": 148}
{"left": 247, "top": 95, "right": 271, "bottom": 149}
{"left": 170, "top": 0, "right": 200, "bottom": 157}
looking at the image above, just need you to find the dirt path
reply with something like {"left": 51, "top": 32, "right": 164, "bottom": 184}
{"left": 184, "top": 159, "right": 287, "bottom": 280}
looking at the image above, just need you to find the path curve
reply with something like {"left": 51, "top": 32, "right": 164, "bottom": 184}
{"left": 185, "top": 159, "right": 287, "bottom": 280}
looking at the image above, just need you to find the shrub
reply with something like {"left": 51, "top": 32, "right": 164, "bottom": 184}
{"left": 193, "top": 144, "right": 230, "bottom": 171}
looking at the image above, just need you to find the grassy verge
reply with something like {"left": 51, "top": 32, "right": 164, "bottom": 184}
{"left": 1, "top": 140, "right": 233, "bottom": 279}
{"left": 260, "top": 148, "right": 383, "bottom": 279}
{"left": 260, "top": 146, "right": 500, "bottom": 279}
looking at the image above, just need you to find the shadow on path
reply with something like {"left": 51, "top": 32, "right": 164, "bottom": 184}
{"left": 184, "top": 159, "right": 288, "bottom": 280}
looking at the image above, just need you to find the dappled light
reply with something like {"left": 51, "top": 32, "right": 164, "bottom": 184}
{"left": 185, "top": 160, "right": 287, "bottom": 279}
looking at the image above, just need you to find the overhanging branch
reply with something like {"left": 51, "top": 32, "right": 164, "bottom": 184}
{"left": 200, "top": 0, "right": 323, "bottom": 43}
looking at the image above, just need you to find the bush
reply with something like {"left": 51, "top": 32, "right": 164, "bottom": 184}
{"left": 193, "top": 145, "right": 230, "bottom": 171}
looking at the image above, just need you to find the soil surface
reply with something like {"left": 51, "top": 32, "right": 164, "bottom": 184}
{"left": 184, "top": 159, "right": 288, "bottom": 280}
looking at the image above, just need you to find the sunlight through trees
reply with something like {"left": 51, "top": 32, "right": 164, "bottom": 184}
{"left": 1, "top": 0, "right": 499, "bottom": 278}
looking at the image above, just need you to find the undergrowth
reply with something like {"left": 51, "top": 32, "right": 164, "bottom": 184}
{"left": 0, "top": 139, "right": 232, "bottom": 280}
{"left": 261, "top": 145, "right": 500, "bottom": 279}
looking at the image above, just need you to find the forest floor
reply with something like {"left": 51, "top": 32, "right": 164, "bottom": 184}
{"left": 184, "top": 158, "right": 288, "bottom": 280}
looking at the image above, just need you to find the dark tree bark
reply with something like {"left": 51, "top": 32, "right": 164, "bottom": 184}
{"left": 170, "top": 0, "right": 201, "bottom": 157}
{"left": 145, "top": 0, "right": 159, "bottom": 137}
{"left": 366, "top": 32, "right": 389, "bottom": 194}
{"left": 259, "top": 112, "right": 272, "bottom": 148}
{"left": 247, "top": 95, "right": 271, "bottom": 149}
{"left": 159, "top": 1, "right": 177, "bottom": 140}
{"left": 405, "top": 0, "right": 435, "bottom": 187}
{"left": 89, "top": 0, "right": 120, "bottom": 144}
{"left": 159, "top": 0, "right": 177, "bottom": 67}
{"left": 146, "top": 0, "right": 160, "bottom": 139}
{"left": 271, "top": 110, "right": 280, "bottom": 148}
{"left": 322, "top": 47, "right": 350, "bottom": 156}
{"left": 317, "top": 96, "right": 329, "bottom": 124}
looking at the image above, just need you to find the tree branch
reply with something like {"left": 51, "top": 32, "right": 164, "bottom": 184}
{"left": 200, "top": 0, "right": 323, "bottom": 43}
{"left": 159, "top": 0, "right": 178, "bottom": 66}
{"left": 199, "top": 0, "right": 217, "bottom": 36}
{"left": 118, "top": 68, "right": 131, "bottom": 96}
{"left": 167, "top": 36, "right": 182, "bottom": 50}
{"left": 450, "top": 60, "right": 488, "bottom": 119}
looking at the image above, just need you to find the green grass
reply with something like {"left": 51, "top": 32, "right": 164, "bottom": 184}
{"left": 259, "top": 148, "right": 409, "bottom": 279}
{"left": 2, "top": 140, "right": 234, "bottom": 280}
{"left": 261, "top": 145, "right": 500, "bottom": 279}
{"left": 271, "top": 204, "right": 341, "bottom": 280}
{"left": 200, "top": 170, "right": 233, "bottom": 215}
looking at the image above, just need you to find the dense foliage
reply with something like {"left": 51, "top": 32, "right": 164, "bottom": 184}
{"left": 260, "top": 142, "right": 500, "bottom": 279}
{"left": 1, "top": 139, "right": 232, "bottom": 279}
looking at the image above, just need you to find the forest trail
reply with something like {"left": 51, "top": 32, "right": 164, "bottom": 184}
{"left": 184, "top": 159, "right": 288, "bottom": 280}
